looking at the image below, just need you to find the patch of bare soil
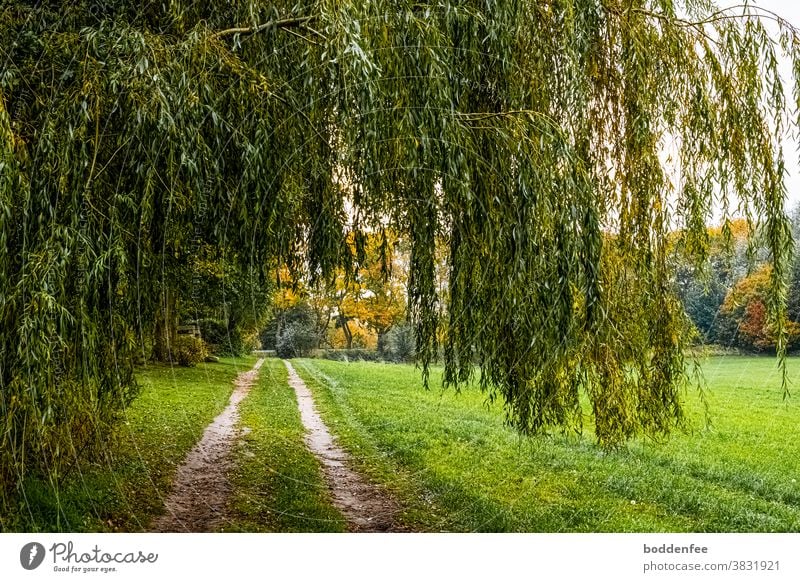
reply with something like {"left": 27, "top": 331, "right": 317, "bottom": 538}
{"left": 150, "top": 358, "right": 265, "bottom": 532}
{"left": 284, "top": 360, "right": 402, "bottom": 532}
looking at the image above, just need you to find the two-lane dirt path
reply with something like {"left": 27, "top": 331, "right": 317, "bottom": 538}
{"left": 150, "top": 357, "right": 401, "bottom": 532}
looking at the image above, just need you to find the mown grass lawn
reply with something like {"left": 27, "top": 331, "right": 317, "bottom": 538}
{"left": 292, "top": 356, "right": 800, "bottom": 532}
{"left": 226, "top": 358, "right": 345, "bottom": 532}
{"left": 4, "top": 356, "right": 257, "bottom": 532}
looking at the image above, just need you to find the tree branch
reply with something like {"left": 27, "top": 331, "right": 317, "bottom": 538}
{"left": 632, "top": 4, "right": 800, "bottom": 39}
{"left": 213, "top": 16, "right": 317, "bottom": 40}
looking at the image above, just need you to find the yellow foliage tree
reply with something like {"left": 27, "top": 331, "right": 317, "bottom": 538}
{"left": 719, "top": 265, "right": 800, "bottom": 351}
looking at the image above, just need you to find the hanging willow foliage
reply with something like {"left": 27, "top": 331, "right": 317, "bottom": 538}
{"left": 0, "top": 0, "right": 798, "bottom": 496}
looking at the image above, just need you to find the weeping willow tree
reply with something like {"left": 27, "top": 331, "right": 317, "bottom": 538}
{"left": 1, "top": 0, "right": 798, "bottom": 497}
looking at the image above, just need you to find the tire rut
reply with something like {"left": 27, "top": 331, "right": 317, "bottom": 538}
{"left": 284, "top": 360, "right": 402, "bottom": 532}
{"left": 150, "top": 358, "right": 264, "bottom": 532}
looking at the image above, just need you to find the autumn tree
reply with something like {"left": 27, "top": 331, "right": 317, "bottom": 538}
{"left": 674, "top": 219, "right": 756, "bottom": 342}
{"left": 272, "top": 231, "right": 408, "bottom": 350}
{"left": 718, "top": 265, "right": 800, "bottom": 351}
{"left": 351, "top": 235, "right": 407, "bottom": 345}
{"left": 264, "top": 271, "right": 331, "bottom": 353}
{"left": 325, "top": 232, "right": 407, "bottom": 349}
{"left": 2, "top": 0, "right": 800, "bottom": 498}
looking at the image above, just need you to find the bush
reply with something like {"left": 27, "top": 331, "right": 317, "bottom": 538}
{"left": 381, "top": 323, "right": 416, "bottom": 362}
{"left": 198, "top": 318, "right": 251, "bottom": 356}
{"left": 317, "top": 348, "right": 382, "bottom": 362}
{"left": 198, "top": 319, "right": 227, "bottom": 345}
{"left": 276, "top": 321, "right": 318, "bottom": 358}
{"left": 171, "top": 335, "right": 208, "bottom": 367}
{"left": 259, "top": 319, "right": 279, "bottom": 351}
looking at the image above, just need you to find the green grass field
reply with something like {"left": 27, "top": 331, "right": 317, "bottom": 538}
{"left": 5, "top": 354, "right": 799, "bottom": 533}
{"left": 292, "top": 356, "right": 800, "bottom": 532}
{"left": 3, "top": 357, "right": 256, "bottom": 532}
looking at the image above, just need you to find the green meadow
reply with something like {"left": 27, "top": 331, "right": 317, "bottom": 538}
{"left": 4, "top": 356, "right": 798, "bottom": 532}
{"left": 2, "top": 357, "right": 256, "bottom": 532}
{"left": 291, "top": 356, "right": 800, "bottom": 532}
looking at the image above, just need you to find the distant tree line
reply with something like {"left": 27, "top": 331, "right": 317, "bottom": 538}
{"left": 676, "top": 207, "right": 800, "bottom": 353}
{"left": 262, "top": 231, "right": 416, "bottom": 362}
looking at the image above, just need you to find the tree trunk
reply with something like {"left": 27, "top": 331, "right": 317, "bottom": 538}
{"left": 316, "top": 312, "right": 331, "bottom": 348}
{"left": 376, "top": 328, "right": 388, "bottom": 355}
{"left": 339, "top": 314, "right": 353, "bottom": 349}
{"left": 153, "top": 288, "right": 177, "bottom": 362}
{"left": 275, "top": 311, "right": 284, "bottom": 349}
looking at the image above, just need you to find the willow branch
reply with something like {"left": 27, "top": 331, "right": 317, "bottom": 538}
{"left": 284, "top": 27, "right": 321, "bottom": 46}
{"left": 632, "top": 5, "right": 800, "bottom": 38}
{"left": 213, "top": 16, "right": 317, "bottom": 40}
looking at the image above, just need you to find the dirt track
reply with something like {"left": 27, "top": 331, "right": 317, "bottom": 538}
{"left": 284, "top": 360, "right": 401, "bottom": 532}
{"left": 150, "top": 358, "right": 264, "bottom": 532}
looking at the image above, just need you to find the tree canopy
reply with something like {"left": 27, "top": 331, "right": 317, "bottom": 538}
{"left": 2, "top": 0, "right": 799, "bottom": 495}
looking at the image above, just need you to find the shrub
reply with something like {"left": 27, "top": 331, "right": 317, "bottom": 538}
{"left": 198, "top": 318, "right": 251, "bottom": 356}
{"left": 198, "top": 319, "right": 227, "bottom": 345}
{"left": 381, "top": 323, "right": 416, "bottom": 362}
{"left": 171, "top": 335, "right": 208, "bottom": 367}
{"left": 276, "top": 321, "right": 318, "bottom": 358}
{"left": 259, "top": 319, "right": 279, "bottom": 350}
{"left": 317, "top": 348, "right": 382, "bottom": 362}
